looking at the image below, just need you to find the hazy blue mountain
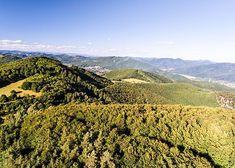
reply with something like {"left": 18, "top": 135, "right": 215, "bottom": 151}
{"left": 176, "top": 63, "right": 235, "bottom": 83}
{"left": 135, "top": 57, "right": 213, "bottom": 70}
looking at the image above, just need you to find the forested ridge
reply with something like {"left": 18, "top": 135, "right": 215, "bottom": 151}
{"left": 0, "top": 57, "right": 111, "bottom": 88}
{"left": 0, "top": 57, "right": 234, "bottom": 167}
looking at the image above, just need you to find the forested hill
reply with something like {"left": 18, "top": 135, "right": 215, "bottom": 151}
{"left": 105, "top": 68, "right": 172, "bottom": 83}
{"left": 0, "top": 57, "right": 112, "bottom": 106}
{"left": 0, "top": 57, "right": 111, "bottom": 88}
{"left": 0, "top": 54, "right": 20, "bottom": 64}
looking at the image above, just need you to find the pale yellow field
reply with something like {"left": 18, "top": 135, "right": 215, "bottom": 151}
{"left": 122, "top": 78, "right": 149, "bottom": 83}
{"left": 0, "top": 79, "right": 41, "bottom": 97}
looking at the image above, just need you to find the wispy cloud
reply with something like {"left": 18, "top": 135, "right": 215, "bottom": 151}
{"left": 0, "top": 40, "right": 76, "bottom": 52}
{"left": 0, "top": 39, "right": 175, "bottom": 56}
{"left": 0, "top": 40, "right": 22, "bottom": 44}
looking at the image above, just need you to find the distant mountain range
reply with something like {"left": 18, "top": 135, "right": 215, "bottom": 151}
{"left": 176, "top": 63, "right": 235, "bottom": 83}
{"left": 134, "top": 57, "right": 213, "bottom": 70}
{"left": 1, "top": 50, "right": 235, "bottom": 84}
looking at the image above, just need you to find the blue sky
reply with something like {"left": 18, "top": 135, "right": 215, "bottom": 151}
{"left": 0, "top": 0, "right": 235, "bottom": 62}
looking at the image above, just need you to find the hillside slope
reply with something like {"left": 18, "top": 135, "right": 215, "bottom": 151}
{"left": 0, "top": 103, "right": 234, "bottom": 167}
{"left": 0, "top": 54, "right": 20, "bottom": 64}
{"left": 105, "top": 68, "right": 172, "bottom": 83}
{"left": 105, "top": 82, "right": 219, "bottom": 107}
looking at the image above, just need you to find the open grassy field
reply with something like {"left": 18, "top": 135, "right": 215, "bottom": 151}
{"left": 122, "top": 78, "right": 149, "bottom": 83}
{"left": 0, "top": 79, "right": 41, "bottom": 97}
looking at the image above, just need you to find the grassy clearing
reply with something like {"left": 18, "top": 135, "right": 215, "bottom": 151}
{"left": 0, "top": 79, "right": 41, "bottom": 97}
{"left": 122, "top": 78, "right": 149, "bottom": 83}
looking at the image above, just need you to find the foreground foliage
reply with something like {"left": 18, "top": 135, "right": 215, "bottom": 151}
{"left": 0, "top": 103, "right": 234, "bottom": 167}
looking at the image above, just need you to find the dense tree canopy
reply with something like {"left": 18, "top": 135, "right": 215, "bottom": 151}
{"left": 0, "top": 104, "right": 234, "bottom": 167}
